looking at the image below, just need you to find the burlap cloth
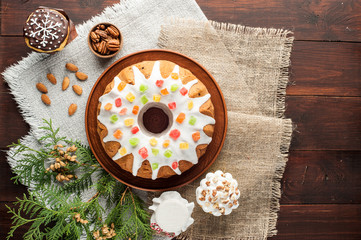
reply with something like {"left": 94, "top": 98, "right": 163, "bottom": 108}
{"left": 151, "top": 20, "right": 294, "bottom": 240}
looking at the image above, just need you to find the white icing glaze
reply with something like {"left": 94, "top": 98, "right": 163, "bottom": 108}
{"left": 149, "top": 191, "right": 194, "bottom": 236}
{"left": 98, "top": 61, "right": 215, "bottom": 179}
{"left": 196, "top": 170, "right": 240, "bottom": 216}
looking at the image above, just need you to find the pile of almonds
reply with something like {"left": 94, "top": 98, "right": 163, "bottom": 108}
{"left": 36, "top": 62, "right": 88, "bottom": 116}
{"left": 89, "top": 24, "right": 121, "bottom": 55}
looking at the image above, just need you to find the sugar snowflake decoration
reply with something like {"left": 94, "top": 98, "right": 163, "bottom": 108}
{"left": 29, "top": 12, "right": 62, "bottom": 48}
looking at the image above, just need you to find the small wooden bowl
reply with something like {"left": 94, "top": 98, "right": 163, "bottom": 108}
{"left": 87, "top": 22, "right": 123, "bottom": 58}
{"left": 85, "top": 49, "right": 227, "bottom": 191}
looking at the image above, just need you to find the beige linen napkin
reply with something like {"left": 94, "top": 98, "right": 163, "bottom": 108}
{"left": 154, "top": 20, "right": 293, "bottom": 239}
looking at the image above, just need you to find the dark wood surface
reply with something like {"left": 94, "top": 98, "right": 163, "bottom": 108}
{"left": 86, "top": 50, "right": 227, "bottom": 191}
{"left": 1, "top": 0, "right": 360, "bottom": 239}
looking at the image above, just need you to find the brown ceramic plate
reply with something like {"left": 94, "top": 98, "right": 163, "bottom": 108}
{"left": 85, "top": 49, "right": 227, "bottom": 191}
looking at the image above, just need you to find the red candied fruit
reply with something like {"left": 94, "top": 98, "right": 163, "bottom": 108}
{"left": 138, "top": 147, "right": 148, "bottom": 159}
{"left": 131, "top": 126, "right": 139, "bottom": 134}
{"left": 179, "top": 87, "right": 188, "bottom": 96}
{"left": 156, "top": 80, "right": 164, "bottom": 87}
{"left": 169, "top": 129, "right": 180, "bottom": 140}
{"left": 168, "top": 102, "right": 176, "bottom": 110}
{"left": 115, "top": 98, "right": 122, "bottom": 107}
{"left": 172, "top": 161, "right": 178, "bottom": 169}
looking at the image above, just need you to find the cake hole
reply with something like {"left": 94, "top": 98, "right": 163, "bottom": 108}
{"left": 138, "top": 102, "right": 173, "bottom": 136}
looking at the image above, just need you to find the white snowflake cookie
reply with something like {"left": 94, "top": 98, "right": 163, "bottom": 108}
{"left": 196, "top": 170, "right": 240, "bottom": 216}
{"left": 149, "top": 191, "right": 194, "bottom": 236}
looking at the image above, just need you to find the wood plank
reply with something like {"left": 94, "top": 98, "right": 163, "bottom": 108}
{"left": 286, "top": 96, "right": 361, "bottom": 150}
{"left": 0, "top": 37, "right": 31, "bottom": 74}
{"left": 0, "top": 202, "right": 30, "bottom": 240}
{"left": 281, "top": 151, "right": 361, "bottom": 204}
{"left": 2, "top": 0, "right": 361, "bottom": 42}
{"left": 197, "top": 0, "right": 361, "bottom": 42}
{"left": 271, "top": 204, "right": 361, "bottom": 240}
{"left": 0, "top": 152, "right": 27, "bottom": 202}
{"left": 288, "top": 41, "right": 361, "bottom": 97}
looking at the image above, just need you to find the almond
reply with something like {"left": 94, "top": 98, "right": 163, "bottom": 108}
{"left": 47, "top": 73, "right": 57, "bottom": 85}
{"left": 72, "top": 85, "right": 83, "bottom": 95}
{"left": 68, "top": 103, "right": 77, "bottom": 116}
{"left": 36, "top": 83, "right": 48, "bottom": 93}
{"left": 62, "top": 77, "right": 70, "bottom": 90}
{"left": 65, "top": 63, "right": 79, "bottom": 72}
{"left": 75, "top": 72, "right": 88, "bottom": 81}
{"left": 41, "top": 94, "right": 51, "bottom": 105}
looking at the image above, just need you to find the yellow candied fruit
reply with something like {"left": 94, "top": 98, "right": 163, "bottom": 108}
{"left": 113, "top": 129, "right": 123, "bottom": 139}
{"left": 179, "top": 142, "right": 189, "bottom": 150}
{"left": 153, "top": 94, "right": 161, "bottom": 102}
{"left": 117, "top": 81, "right": 127, "bottom": 92}
{"left": 171, "top": 73, "right": 179, "bottom": 80}
{"left": 126, "top": 92, "right": 135, "bottom": 102}
{"left": 104, "top": 103, "right": 112, "bottom": 111}
{"left": 119, "top": 147, "right": 127, "bottom": 156}
{"left": 163, "top": 140, "right": 170, "bottom": 148}
{"left": 124, "top": 118, "right": 134, "bottom": 127}
{"left": 188, "top": 100, "right": 193, "bottom": 110}
{"left": 149, "top": 138, "right": 158, "bottom": 146}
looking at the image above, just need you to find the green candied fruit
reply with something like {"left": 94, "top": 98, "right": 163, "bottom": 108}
{"left": 151, "top": 163, "right": 159, "bottom": 170}
{"left": 188, "top": 116, "right": 197, "bottom": 125}
{"left": 170, "top": 84, "right": 179, "bottom": 92}
{"left": 141, "top": 95, "right": 149, "bottom": 104}
{"left": 164, "top": 149, "right": 172, "bottom": 158}
{"left": 139, "top": 84, "right": 148, "bottom": 93}
{"left": 110, "top": 114, "right": 118, "bottom": 123}
{"left": 152, "top": 148, "right": 159, "bottom": 156}
{"left": 129, "top": 138, "right": 139, "bottom": 147}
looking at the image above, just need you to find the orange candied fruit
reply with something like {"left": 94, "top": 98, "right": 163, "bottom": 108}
{"left": 192, "top": 131, "right": 200, "bottom": 142}
{"left": 160, "top": 88, "right": 169, "bottom": 96}
{"left": 176, "top": 112, "right": 186, "bottom": 124}
{"left": 113, "top": 129, "right": 123, "bottom": 139}
{"left": 171, "top": 73, "right": 179, "bottom": 80}
{"left": 132, "top": 105, "right": 139, "bottom": 115}
{"left": 163, "top": 140, "right": 170, "bottom": 148}
{"left": 104, "top": 103, "right": 112, "bottom": 111}
{"left": 117, "top": 81, "right": 127, "bottom": 92}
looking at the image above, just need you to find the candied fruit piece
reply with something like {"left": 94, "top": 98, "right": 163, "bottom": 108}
{"left": 119, "top": 108, "right": 127, "bottom": 115}
{"left": 115, "top": 98, "right": 122, "bottom": 107}
{"left": 117, "top": 81, "right": 126, "bottom": 92}
{"left": 189, "top": 116, "right": 197, "bottom": 125}
{"left": 119, "top": 147, "right": 127, "bottom": 156}
{"left": 153, "top": 94, "right": 161, "bottom": 102}
{"left": 164, "top": 150, "right": 172, "bottom": 158}
{"left": 131, "top": 126, "right": 139, "bottom": 134}
{"left": 192, "top": 131, "right": 201, "bottom": 142}
{"left": 171, "top": 73, "right": 179, "bottom": 79}
{"left": 149, "top": 138, "right": 157, "bottom": 146}
{"left": 139, "top": 84, "right": 148, "bottom": 93}
{"left": 188, "top": 100, "right": 193, "bottom": 110}
{"left": 163, "top": 140, "right": 170, "bottom": 148}
{"left": 152, "top": 163, "right": 159, "bottom": 170}
{"left": 104, "top": 103, "right": 112, "bottom": 111}
{"left": 132, "top": 105, "right": 139, "bottom": 115}
{"left": 168, "top": 102, "right": 176, "bottom": 110}
{"left": 172, "top": 161, "right": 178, "bottom": 169}
{"left": 124, "top": 118, "right": 134, "bottom": 127}
{"left": 126, "top": 92, "right": 135, "bottom": 102}
{"left": 169, "top": 129, "right": 180, "bottom": 140}
{"left": 179, "top": 142, "right": 189, "bottom": 150}
{"left": 141, "top": 95, "right": 148, "bottom": 104}
{"left": 180, "top": 87, "right": 188, "bottom": 96}
{"left": 138, "top": 147, "right": 148, "bottom": 159}
{"left": 156, "top": 80, "right": 164, "bottom": 87}
{"left": 176, "top": 112, "right": 186, "bottom": 124}
{"left": 170, "top": 84, "right": 179, "bottom": 92}
{"left": 113, "top": 129, "right": 123, "bottom": 139}
{"left": 152, "top": 148, "right": 159, "bottom": 156}
{"left": 110, "top": 114, "right": 118, "bottom": 123}
{"left": 160, "top": 88, "right": 169, "bottom": 96}
{"left": 129, "top": 138, "right": 139, "bottom": 147}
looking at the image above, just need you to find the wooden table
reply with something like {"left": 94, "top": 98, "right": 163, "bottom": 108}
{"left": 1, "top": 1, "right": 360, "bottom": 239}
